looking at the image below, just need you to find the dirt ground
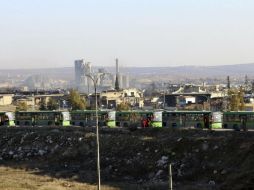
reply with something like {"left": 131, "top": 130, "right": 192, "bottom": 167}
{"left": 0, "top": 127, "right": 254, "bottom": 190}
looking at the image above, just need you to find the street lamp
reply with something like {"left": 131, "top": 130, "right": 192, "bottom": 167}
{"left": 163, "top": 82, "right": 167, "bottom": 109}
{"left": 86, "top": 71, "right": 104, "bottom": 190}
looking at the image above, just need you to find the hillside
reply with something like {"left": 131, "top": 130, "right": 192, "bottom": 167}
{"left": 0, "top": 127, "right": 253, "bottom": 190}
{"left": 1, "top": 63, "right": 254, "bottom": 80}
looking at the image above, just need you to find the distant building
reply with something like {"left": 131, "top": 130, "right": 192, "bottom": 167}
{"left": 112, "top": 74, "right": 130, "bottom": 89}
{"left": 74, "top": 59, "right": 129, "bottom": 92}
{"left": 0, "top": 94, "right": 14, "bottom": 106}
{"left": 74, "top": 59, "right": 92, "bottom": 92}
{"left": 98, "top": 88, "right": 144, "bottom": 109}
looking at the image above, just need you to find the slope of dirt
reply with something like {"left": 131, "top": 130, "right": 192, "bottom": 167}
{"left": 0, "top": 127, "right": 254, "bottom": 190}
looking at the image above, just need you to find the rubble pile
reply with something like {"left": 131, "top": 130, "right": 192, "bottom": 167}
{"left": 0, "top": 127, "right": 254, "bottom": 189}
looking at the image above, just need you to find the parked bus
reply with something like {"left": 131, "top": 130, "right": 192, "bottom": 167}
{"left": 222, "top": 111, "right": 254, "bottom": 131}
{"left": 15, "top": 111, "right": 70, "bottom": 126}
{"left": 115, "top": 111, "right": 151, "bottom": 127}
{"left": 162, "top": 111, "right": 211, "bottom": 128}
{"left": 70, "top": 110, "right": 108, "bottom": 127}
{"left": 107, "top": 110, "right": 162, "bottom": 128}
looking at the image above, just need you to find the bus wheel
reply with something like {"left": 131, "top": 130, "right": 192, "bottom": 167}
{"left": 233, "top": 124, "right": 240, "bottom": 131}
{"left": 172, "top": 123, "right": 177, "bottom": 128}
{"left": 129, "top": 124, "right": 137, "bottom": 131}
{"left": 196, "top": 123, "right": 202, "bottom": 128}
{"left": 223, "top": 123, "right": 228, "bottom": 129}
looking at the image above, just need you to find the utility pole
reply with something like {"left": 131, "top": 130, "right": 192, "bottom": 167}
{"left": 169, "top": 163, "right": 173, "bottom": 190}
{"left": 163, "top": 82, "right": 168, "bottom": 109}
{"left": 86, "top": 71, "right": 104, "bottom": 190}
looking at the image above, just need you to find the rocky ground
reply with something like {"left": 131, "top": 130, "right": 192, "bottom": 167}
{"left": 0, "top": 127, "right": 254, "bottom": 190}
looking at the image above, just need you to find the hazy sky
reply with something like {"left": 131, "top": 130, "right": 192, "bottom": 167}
{"left": 1, "top": 0, "right": 254, "bottom": 69}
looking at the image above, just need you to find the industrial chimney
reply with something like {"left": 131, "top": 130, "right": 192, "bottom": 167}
{"left": 115, "top": 58, "right": 120, "bottom": 91}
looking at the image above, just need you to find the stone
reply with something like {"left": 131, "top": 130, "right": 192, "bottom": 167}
{"left": 38, "top": 150, "right": 46, "bottom": 156}
{"left": 208, "top": 180, "right": 216, "bottom": 186}
{"left": 177, "top": 138, "right": 182, "bottom": 142}
{"left": 157, "top": 156, "right": 168, "bottom": 167}
{"left": 8, "top": 151, "right": 14, "bottom": 156}
{"left": 221, "top": 169, "right": 227, "bottom": 175}
{"left": 177, "top": 169, "right": 182, "bottom": 176}
{"left": 213, "top": 145, "right": 219, "bottom": 150}
{"left": 155, "top": 170, "right": 163, "bottom": 178}
{"left": 51, "top": 129, "right": 60, "bottom": 133}
{"left": 202, "top": 143, "right": 209, "bottom": 151}
{"left": 26, "top": 152, "right": 32, "bottom": 157}
{"left": 148, "top": 172, "right": 155, "bottom": 179}
{"left": 71, "top": 175, "right": 79, "bottom": 180}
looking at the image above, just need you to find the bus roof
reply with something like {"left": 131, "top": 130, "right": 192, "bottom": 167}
{"left": 116, "top": 110, "right": 153, "bottom": 114}
{"left": 16, "top": 111, "right": 66, "bottom": 113}
{"left": 164, "top": 110, "right": 211, "bottom": 114}
{"left": 70, "top": 110, "right": 108, "bottom": 113}
{"left": 223, "top": 111, "right": 254, "bottom": 115}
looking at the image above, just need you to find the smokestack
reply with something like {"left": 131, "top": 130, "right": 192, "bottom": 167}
{"left": 115, "top": 58, "right": 120, "bottom": 91}
{"left": 116, "top": 58, "right": 119, "bottom": 74}
{"left": 227, "top": 76, "right": 230, "bottom": 89}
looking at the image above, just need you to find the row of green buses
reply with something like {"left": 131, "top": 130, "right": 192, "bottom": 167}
{"left": 0, "top": 110, "right": 253, "bottom": 130}
{"left": 106, "top": 111, "right": 219, "bottom": 129}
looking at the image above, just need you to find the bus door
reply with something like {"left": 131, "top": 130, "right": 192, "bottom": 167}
{"left": 0, "top": 114, "right": 6, "bottom": 126}
{"left": 204, "top": 114, "right": 210, "bottom": 129}
{"left": 240, "top": 115, "right": 247, "bottom": 131}
{"left": 182, "top": 114, "right": 186, "bottom": 128}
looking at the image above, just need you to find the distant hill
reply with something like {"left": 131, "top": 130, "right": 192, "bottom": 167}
{"left": 0, "top": 67, "right": 74, "bottom": 80}
{"left": 1, "top": 63, "right": 254, "bottom": 80}
{"left": 126, "top": 63, "right": 254, "bottom": 77}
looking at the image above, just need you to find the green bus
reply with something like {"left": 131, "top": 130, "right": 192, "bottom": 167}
{"left": 70, "top": 110, "right": 108, "bottom": 127}
{"left": 106, "top": 110, "right": 162, "bottom": 128}
{"left": 15, "top": 111, "right": 70, "bottom": 126}
{"left": 113, "top": 111, "right": 153, "bottom": 128}
{"left": 162, "top": 111, "right": 211, "bottom": 128}
{"left": 0, "top": 112, "right": 15, "bottom": 126}
{"left": 222, "top": 111, "right": 254, "bottom": 131}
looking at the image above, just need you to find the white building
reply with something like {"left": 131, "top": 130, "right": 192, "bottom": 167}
{"left": 74, "top": 59, "right": 92, "bottom": 92}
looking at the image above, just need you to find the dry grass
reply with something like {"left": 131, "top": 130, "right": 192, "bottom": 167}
{"left": 0, "top": 166, "right": 120, "bottom": 190}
